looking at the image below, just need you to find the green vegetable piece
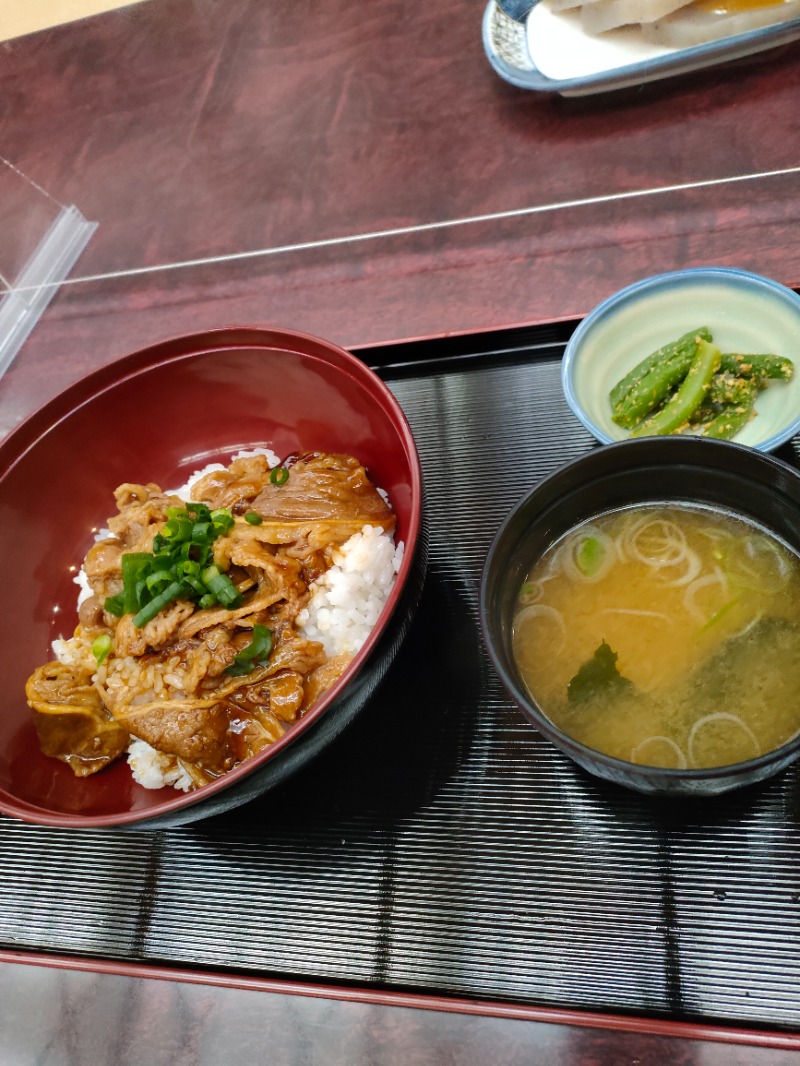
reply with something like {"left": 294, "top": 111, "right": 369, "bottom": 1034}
{"left": 91, "top": 634, "right": 112, "bottom": 665}
{"left": 699, "top": 594, "right": 743, "bottom": 633}
{"left": 630, "top": 339, "right": 721, "bottom": 438}
{"left": 567, "top": 641, "right": 634, "bottom": 704}
{"left": 117, "top": 503, "right": 238, "bottom": 627}
{"left": 132, "top": 580, "right": 184, "bottom": 628}
{"left": 701, "top": 402, "right": 756, "bottom": 441}
{"left": 576, "top": 535, "right": 605, "bottom": 577}
{"left": 609, "top": 327, "right": 712, "bottom": 427}
{"left": 185, "top": 501, "right": 212, "bottom": 519}
{"left": 708, "top": 373, "right": 759, "bottom": 407}
{"left": 201, "top": 564, "right": 242, "bottom": 609}
{"left": 121, "top": 553, "right": 153, "bottom": 614}
{"left": 191, "top": 521, "right": 212, "bottom": 543}
{"left": 145, "top": 569, "right": 175, "bottom": 597}
{"left": 688, "top": 400, "right": 721, "bottom": 426}
{"left": 270, "top": 466, "right": 289, "bottom": 486}
{"left": 719, "top": 352, "right": 794, "bottom": 382}
{"left": 163, "top": 515, "right": 192, "bottom": 541}
{"left": 104, "top": 593, "right": 124, "bottom": 617}
{"left": 244, "top": 512, "right": 263, "bottom": 525}
{"left": 211, "top": 509, "right": 235, "bottom": 535}
{"left": 224, "top": 623, "right": 273, "bottom": 676}
{"left": 612, "top": 353, "right": 695, "bottom": 429}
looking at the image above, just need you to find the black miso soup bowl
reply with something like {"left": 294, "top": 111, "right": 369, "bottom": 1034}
{"left": 480, "top": 435, "right": 800, "bottom": 797}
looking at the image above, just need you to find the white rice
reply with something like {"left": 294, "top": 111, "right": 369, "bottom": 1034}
{"left": 58, "top": 449, "right": 402, "bottom": 792}
{"left": 74, "top": 568, "right": 94, "bottom": 609}
{"left": 52, "top": 636, "right": 84, "bottom": 664}
{"left": 127, "top": 738, "right": 194, "bottom": 792}
{"left": 296, "top": 524, "right": 404, "bottom": 657}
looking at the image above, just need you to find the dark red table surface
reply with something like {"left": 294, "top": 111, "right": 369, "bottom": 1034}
{"left": 1, "top": 0, "right": 799, "bottom": 439}
{"left": 1, "top": 1, "right": 800, "bottom": 1061}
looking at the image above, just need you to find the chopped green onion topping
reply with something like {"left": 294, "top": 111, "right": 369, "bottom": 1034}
{"left": 92, "top": 634, "right": 113, "bottom": 665}
{"left": 121, "top": 553, "right": 152, "bottom": 615}
{"left": 244, "top": 512, "right": 263, "bottom": 525}
{"left": 132, "top": 580, "right": 184, "bottom": 628}
{"left": 201, "top": 565, "right": 242, "bottom": 609}
{"left": 224, "top": 624, "right": 273, "bottom": 676}
{"left": 104, "top": 593, "right": 124, "bottom": 617}
{"left": 269, "top": 466, "right": 289, "bottom": 486}
{"left": 211, "top": 509, "right": 234, "bottom": 535}
{"left": 168, "top": 514, "right": 192, "bottom": 537}
{"left": 145, "top": 569, "right": 174, "bottom": 594}
{"left": 113, "top": 503, "right": 241, "bottom": 628}
{"left": 191, "top": 521, "right": 211, "bottom": 543}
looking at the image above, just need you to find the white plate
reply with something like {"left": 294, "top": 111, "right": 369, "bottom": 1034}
{"left": 483, "top": 0, "right": 800, "bottom": 95}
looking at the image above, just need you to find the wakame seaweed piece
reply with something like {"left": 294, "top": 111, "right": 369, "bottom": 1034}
{"left": 689, "top": 617, "right": 800, "bottom": 709}
{"left": 567, "top": 641, "right": 635, "bottom": 704}
{"left": 630, "top": 339, "right": 721, "bottom": 438}
{"left": 719, "top": 352, "right": 795, "bottom": 382}
{"left": 609, "top": 327, "right": 712, "bottom": 427}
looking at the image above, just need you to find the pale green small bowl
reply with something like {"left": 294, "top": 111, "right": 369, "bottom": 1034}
{"left": 562, "top": 267, "right": 800, "bottom": 453}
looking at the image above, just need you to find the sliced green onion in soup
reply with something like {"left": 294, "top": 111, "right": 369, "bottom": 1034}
{"left": 699, "top": 594, "right": 742, "bottom": 633}
{"left": 724, "top": 535, "right": 793, "bottom": 594}
{"left": 561, "top": 529, "right": 614, "bottom": 583}
{"left": 576, "top": 536, "right": 606, "bottom": 577}
{"left": 512, "top": 604, "right": 567, "bottom": 660}
{"left": 630, "top": 736, "right": 687, "bottom": 769}
{"left": 688, "top": 712, "right": 760, "bottom": 768}
{"left": 683, "top": 568, "right": 730, "bottom": 626}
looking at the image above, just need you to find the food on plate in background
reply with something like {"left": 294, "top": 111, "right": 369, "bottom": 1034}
{"left": 608, "top": 327, "right": 794, "bottom": 441}
{"left": 643, "top": 0, "right": 800, "bottom": 44}
{"left": 548, "top": 0, "right": 800, "bottom": 43}
{"left": 25, "top": 449, "right": 403, "bottom": 793}
{"left": 512, "top": 503, "right": 800, "bottom": 770}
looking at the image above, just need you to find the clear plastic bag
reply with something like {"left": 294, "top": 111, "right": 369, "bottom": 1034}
{"left": 0, "top": 158, "right": 97, "bottom": 380}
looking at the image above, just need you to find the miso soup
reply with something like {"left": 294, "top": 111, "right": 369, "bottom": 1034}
{"left": 512, "top": 503, "right": 800, "bottom": 770}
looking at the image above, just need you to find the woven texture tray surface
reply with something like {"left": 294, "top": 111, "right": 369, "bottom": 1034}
{"left": 3, "top": 328, "right": 800, "bottom": 1029}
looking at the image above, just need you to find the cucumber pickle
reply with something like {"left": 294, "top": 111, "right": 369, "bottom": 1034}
{"left": 607, "top": 329, "right": 794, "bottom": 444}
